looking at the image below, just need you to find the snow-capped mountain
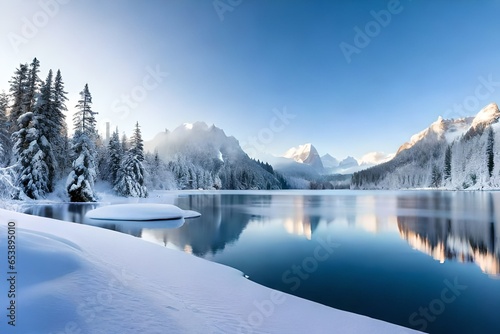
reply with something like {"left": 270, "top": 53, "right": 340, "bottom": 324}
{"left": 353, "top": 103, "right": 500, "bottom": 190}
{"left": 396, "top": 103, "right": 500, "bottom": 155}
{"left": 144, "top": 122, "right": 284, "bottom": 190}
{"left": 464, "top": 102, "right": 500, "bottom": 139}
{"left": 280, "top": 144, "right": 392, "bottom": 176}
{"left": 396, "top": 116, "right": 474, "bottom": 155}
{"left": 321, "top": 154, "right": 339, "bottom": 169}
{"left": 283, "top": 143, "right": 324, "bottom": 172}
{"left": 338, "top": 156, "right": 358, "bottom": 169}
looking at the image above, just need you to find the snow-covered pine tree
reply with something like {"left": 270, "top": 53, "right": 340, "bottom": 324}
{"left": 486, "top": 126, "right": 494, "bottom": 177}
{"left": 0, "top": 91, "right": 12, "bottom": 167}
{"left": 10, "top": 59, "right": 52, "bottom": 199}
{"left": 444, "top": 144, "right": 452, "bottom": 181}
{"left": 130, "top": 121, "right": 144, "bottom": 162}
{"left": 23, "top": 58, "right": 41, "bottom": 116}
{"left": 66, "top": 84, "right": 98, "bottom": 202}
{"left": 34, "top": 70, "right": 58, "bottom": 191}
{"left": 52, "top": 69, "right": 69, "bottom": 175}
{"left": 8, "top": 64, "right": 28, "bottom": 134}
{"left": 114, "top": 122, "right": 148, "bottom": 197}
{"left": 144, "top": 151, "right": 176, "bottom": 190}
{"left": 108, "top": 127, "right": 122, "bottom": 186}
{"left": 430, "top": 164, "right": 442, "bottom": 188}
{"left": 121, "top": 132, "right": 129, "bottom": 153}
{"left": 96, "top": 134, "right": 110, "bottom": 181}
{"left": 12, "top": 112, "right": 50, "bottom": 199}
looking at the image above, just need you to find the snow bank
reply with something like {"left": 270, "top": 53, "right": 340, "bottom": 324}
{"left": 0, "top": 210, "right": 423, "bottom": 334}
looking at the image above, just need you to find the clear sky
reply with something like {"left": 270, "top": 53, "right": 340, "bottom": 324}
{"left": 2, "top": 0, "right": 500, "bottom": 160}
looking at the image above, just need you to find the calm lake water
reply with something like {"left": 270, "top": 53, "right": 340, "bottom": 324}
{"left": 24, "top": 191, "right": 500, "bottom": 334}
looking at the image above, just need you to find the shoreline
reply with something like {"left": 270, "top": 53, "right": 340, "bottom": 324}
{"left": 0, "top": 207, "right": 423, "bottom": 333}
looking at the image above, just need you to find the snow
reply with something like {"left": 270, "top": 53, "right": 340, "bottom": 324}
{"left": 183, "top": 122, "right": 194, "bottom": 130}
{"left": 283, "top": 143, "right": 313, "bottom": 162}
{"left": 443, "top": 117, "right": 473, "bottom": 143}
{"left": 321, "top": 153, "right": 339, "bottom": 168}
{"left": 354, "top": 102, "right": 500, "bottom": 190}
{"left": 470, "top": 102, "right": 499, "bottom": 129}
{"left": 0, "top": 209, "right": 423, "bottom": 334}
{"left": 85, "top": 203, "right": 199, "bottom": 221}
{"left": 282, "top": 143, "right": 325, "bottom": 172}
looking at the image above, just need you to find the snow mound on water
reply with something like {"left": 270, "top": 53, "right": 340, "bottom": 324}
{"left": 85, "top": 203, "right": 200, "bottom": 221}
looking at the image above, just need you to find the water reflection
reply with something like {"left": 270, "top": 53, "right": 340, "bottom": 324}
{"left": 21, "top": 191, "right": 500, "bottom": 277}
{"left": 142, "top": 194, "right": 252, "bottom": 255}
{"left": 397, "top": 192, "right": 500, "bottom": 276}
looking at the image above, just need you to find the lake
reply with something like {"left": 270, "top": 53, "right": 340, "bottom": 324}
{"left": 23, "top": 190, "right": 500, "bottom": 334}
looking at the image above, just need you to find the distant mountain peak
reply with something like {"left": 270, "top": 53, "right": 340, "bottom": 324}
{"left": 283, "top": 143, "right": 324, "bottom": 171}
{"left": 338, "top": 156, "right": 358, "bottom": 169}
{"left": 321, "top": 153, "right": 339, "bottom": 168}
{"left": 284, "top": 143, "right": 313, "bottom": 162}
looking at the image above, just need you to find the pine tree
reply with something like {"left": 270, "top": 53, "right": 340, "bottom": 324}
{"left": 130, "top": 122, "right": 144, "bottom": 162}
{"left": 35, "top": 70, "right": 57, "bottom": 191}
{"left": 73, "top": 84, "right": 97, "bottom": 136}
{"left": 52, "top": 69, "right": 69, "bottom": 174}
{"left": 12, "top": 112, "right": 49, "bottom": 199}
{"left": 10, "top": 59, "right": 50, "bottom": 199}
{"left": 121, "top": 132, "right": 129, "bottom": 153}
{"left": 0, "top": 92, "right": 12, "bottom": 167}
{"left": 8, "top": 64, "right": 28, "bottom": 134}
{"left": 487, "top": 127, "right": 494, "bottom": 177}
{"left": 66, "top": 84, "right": 98, "bottom": 202}
{"left": 114, "top": 122, "right": 147, "bottom": 197}
{"left": 444, "top": 144, "right": 452, "bottom": 181}
{"left": 108, "top": 128, "right": 122, "bottom": 186}
{"left": 430, "top": 164, "right": 442, "bottom": 188}
{"left": 23, "top": 58, "right": 41, "bottom": 116}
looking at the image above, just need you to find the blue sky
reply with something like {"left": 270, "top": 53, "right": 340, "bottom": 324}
{"left": 2, "top": 0, "right": 500, "bottom": 160}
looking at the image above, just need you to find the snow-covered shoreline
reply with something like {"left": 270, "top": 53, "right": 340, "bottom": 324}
{"left": 0, "top": 208, "right": 422, "bottom": 333}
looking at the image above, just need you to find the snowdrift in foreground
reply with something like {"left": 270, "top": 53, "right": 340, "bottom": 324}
{"left": 0, "top": 210, "right": 422, "bottom": 334}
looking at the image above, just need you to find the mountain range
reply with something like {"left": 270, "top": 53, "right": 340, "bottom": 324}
{"left": 143, "top": 102, "right": 500, "bottom": 190}
{"left": 353, "top": 102, "right": 500, "bottom": 189}
{"left": 143, "top": 122, "right": 379, "bottom": 189}
{"left": 279, "top": 143, "right": 392, "bottom": 175}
